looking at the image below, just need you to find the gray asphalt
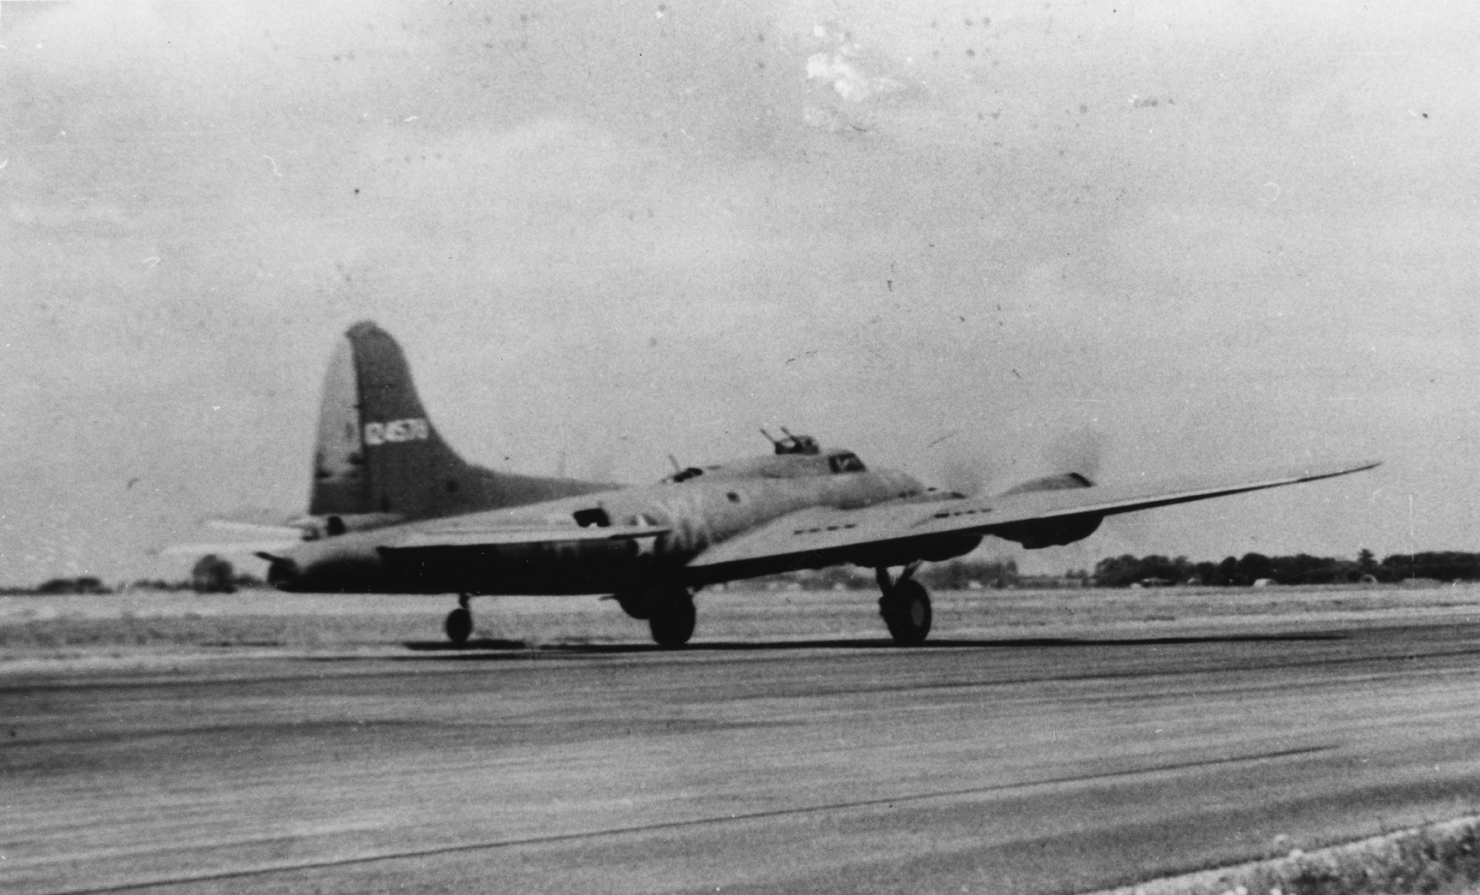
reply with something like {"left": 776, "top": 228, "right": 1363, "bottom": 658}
{"left": 6, "top": 612, "right": 1480, "bottom": 894}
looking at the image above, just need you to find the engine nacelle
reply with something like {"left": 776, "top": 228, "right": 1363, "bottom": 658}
{"left": 990, "top": 513, "right": 1103, "bottom": 549}
{"left": 842, "top": 533, "right": 983, "bottom": 570}
{"left": 999, "top": 472, "right": 1094, "bottom": 495}
{"left": 990, "top": 471, "right": 1101, "bottom": 548}
{"left": 915, "top": 533, "right": 985, "bottom": 562}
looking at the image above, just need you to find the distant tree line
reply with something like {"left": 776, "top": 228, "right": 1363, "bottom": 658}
{"left": 1092, "top": 550, "right": 1480, "bottom": 587}
{"left": 918, "top": 558, "right": 1021, "bottom": 589}
{"left": 2, "top": 555, "right": 265, "bottom": 596}
{"left": 31, "top": 576, "right": 111, "bottom": 595}
{"left": 746, "top": 558, "right": 1022, "bottom": 592}
{"left": 8, "top": 550, "right": 1479, "bottom": 597}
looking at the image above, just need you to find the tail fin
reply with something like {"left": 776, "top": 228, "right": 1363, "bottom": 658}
{"left": 309, "top": 322, "right": 611, "bottom": 522}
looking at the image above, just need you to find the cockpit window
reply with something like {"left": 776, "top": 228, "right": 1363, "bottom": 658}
{"left": 828, "top": 452, "right": 867, "bottom": 474}
{"left": 665, "top": 467, "right": 705, "bottom": 483}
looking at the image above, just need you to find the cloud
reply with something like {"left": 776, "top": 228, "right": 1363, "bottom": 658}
{"left": 805, "top": 21, "right": 905, "bottom": 104}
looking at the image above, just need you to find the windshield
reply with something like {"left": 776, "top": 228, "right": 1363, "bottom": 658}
{"left": 828, "top": 452, "right": 866, "bottom": 474}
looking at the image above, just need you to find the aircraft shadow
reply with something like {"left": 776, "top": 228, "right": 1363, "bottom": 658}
{"left": 399, "top": 631, "right": 1345, "bottom": 658}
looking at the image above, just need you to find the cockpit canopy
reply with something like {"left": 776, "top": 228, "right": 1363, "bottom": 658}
{"left": 827, "top": 451, "right": 866, "bottom": 473}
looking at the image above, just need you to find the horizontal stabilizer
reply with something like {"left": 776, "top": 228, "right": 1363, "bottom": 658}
{"left": 156, "top": 539, "right": 307, "bottom": 557}
{"left": 205, "top": 520, "right": 315, "bottom": 539}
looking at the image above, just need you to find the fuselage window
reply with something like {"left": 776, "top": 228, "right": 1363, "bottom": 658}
{"left": 574, "top": 507, "right": 611, "bottom": 528}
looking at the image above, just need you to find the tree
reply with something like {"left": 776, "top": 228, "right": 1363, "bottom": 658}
{"left": 1092, "top": 554, "right": 1141, "bottom": 587}
{"left": 920, "top": 558, "right": 1018, "bottom": 589}
{"left": 1357, "top": 549, "right": 1377, "bottom": 574}
{"left": 1236, "top": 552, "right": 1273, "bottom": 584}
{"left": 191, "top": 555, "right": 237, "bottom": 593}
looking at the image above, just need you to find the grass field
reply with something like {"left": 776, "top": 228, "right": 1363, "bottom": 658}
{"left": 1093, "top": 815, "right": 1480, "bottom": 895}
{"left": 3, "top": 582, "right": 1477, "bottom": 663}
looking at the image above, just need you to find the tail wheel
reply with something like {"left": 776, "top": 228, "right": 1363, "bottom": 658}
{"left": 648, "top": 591, "right": 696, "bottom": 648}
{"left": 879, "top": 579, "right": 932, "bottom": 645}
{"left": 444, "top": 606, "right": 473, "bottom": 644}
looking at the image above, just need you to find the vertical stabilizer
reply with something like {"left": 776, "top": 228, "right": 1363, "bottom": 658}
{"left": 309, "top": 321, "right": 472, "bottom": 519}
{"left": 308, "top": 321, "right": 613, "bottom": 523}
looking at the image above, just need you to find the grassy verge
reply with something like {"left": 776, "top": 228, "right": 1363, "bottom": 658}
{"left": 0, "top": 613, "right": 445, "bottom": 651}
{"left": 1096, "top": 816, "right": 1480, "bottom": 895}
{"left": 4, "top": 584, "right": 1479, "bottom": 658}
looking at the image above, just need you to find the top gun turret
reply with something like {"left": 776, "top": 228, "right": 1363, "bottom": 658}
{"left": 761, "top": 427, "right": 820, "bottom": 456}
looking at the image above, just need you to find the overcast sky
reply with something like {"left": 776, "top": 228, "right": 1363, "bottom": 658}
{"left": 3, "top": 0, "right": 1477, "bottom": 585}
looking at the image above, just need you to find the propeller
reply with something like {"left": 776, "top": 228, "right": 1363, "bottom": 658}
{"left": 935, "top": 454, "right": 995, "bottom": 497}
{"left": 1043, "top": 427, "right": 1106, "bottom": 481}
{"left": 928, "top": 427, "right": 1108, "bottom": 497}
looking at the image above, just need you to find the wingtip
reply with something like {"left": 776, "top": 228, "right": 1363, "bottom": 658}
{"left": 1304, "top": 458, "right": 1382, "bottom": 480}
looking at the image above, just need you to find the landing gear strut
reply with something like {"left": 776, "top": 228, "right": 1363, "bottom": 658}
{"left": 444, "top": 594, "right": 473, "bottom": 645}
{"left": 877, "top": 564, "right": 931, "bottom": 645}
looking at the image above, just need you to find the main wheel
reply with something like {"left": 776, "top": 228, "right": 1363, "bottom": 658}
{"left": 444, "top": 606, "right": 473, "bottom": 644}
{"left": 648, "top": 592, "right": 696, "bottom": 648}
{"left": 611, "top": 591, "right": 652, "bottom": 620}
{"left": 879, "top": 579, "right": 931, "bottom": 645}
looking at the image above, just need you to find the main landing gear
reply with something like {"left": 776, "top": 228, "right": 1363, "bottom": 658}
{"left": 444, "top": 594, "right": 473, "bottom": 645}
{"left": 648, "top": 592, "right": 696, "bottom": 649}
{"left": 876, "top": 564, "right": 931, "bottom": 645}
{"left": 611, "top": 586, "right": 697, "bottom": 648}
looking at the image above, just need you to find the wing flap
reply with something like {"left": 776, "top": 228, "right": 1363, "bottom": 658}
{"left": 385, "top": 523, "right": 670, "bottom": 551}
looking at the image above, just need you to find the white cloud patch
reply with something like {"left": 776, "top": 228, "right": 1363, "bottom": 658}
{"left": 805, "top": 22, "right": 902, "bottom": 103}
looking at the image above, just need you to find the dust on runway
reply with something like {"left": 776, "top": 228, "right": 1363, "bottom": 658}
{"left": 5, "top": 585, "right": 1480, "bottom": 894}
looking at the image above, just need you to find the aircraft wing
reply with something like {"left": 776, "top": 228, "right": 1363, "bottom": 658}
{"left": 380, "top": 522, "right": 670, "bottom": 551}
{"left": 686, "top": 459, "right": 1380, "bottom": 580}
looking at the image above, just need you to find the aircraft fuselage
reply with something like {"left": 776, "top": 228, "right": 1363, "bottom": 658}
{"left": 269, "top": 457, "right": 937, "bottom": 596}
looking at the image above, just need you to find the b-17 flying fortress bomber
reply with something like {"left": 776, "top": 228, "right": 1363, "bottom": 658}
{"left": 234, "top": 322, "right": 1378, "bottom": 647}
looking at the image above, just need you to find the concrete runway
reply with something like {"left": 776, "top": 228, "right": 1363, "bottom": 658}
{"left": 6, "top": 589, "right": 1480, "bottom": 894}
